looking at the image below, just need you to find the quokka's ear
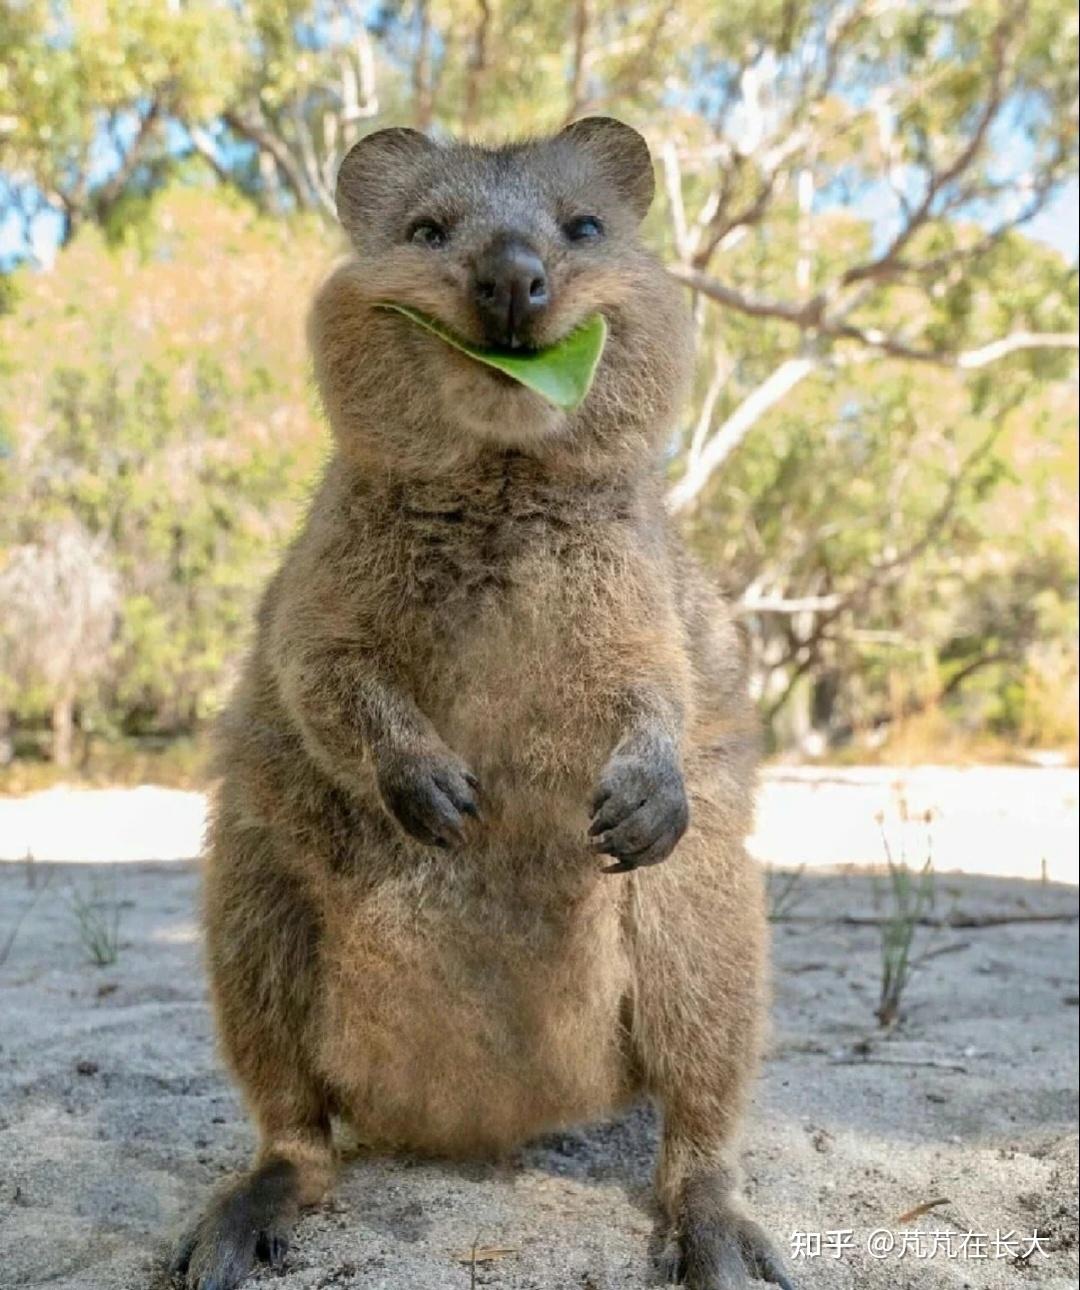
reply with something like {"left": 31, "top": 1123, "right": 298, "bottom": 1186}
{"left": 557, "top": 117, "right": 655, "bottom": 221}
{"left": 336, "top": 127, "right": 437, "bottom": 241}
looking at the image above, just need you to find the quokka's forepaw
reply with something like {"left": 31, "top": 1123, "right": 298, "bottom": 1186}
{"left": 378, "top": 745, "right": 480, "bottom": 849}
{"left": 589, "top": 737, "right": 689, "bottom": 873}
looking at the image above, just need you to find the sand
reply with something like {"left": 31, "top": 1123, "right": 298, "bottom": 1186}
{"left": 0, "top": 773, "right": 1077, "bottom": 1289}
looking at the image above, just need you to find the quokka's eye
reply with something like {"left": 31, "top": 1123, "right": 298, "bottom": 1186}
{"left": 564, "top": 215, "right": 604, "bottom": 243}
{"left": 409, "top": 220, "right": 448, "bottom": 248}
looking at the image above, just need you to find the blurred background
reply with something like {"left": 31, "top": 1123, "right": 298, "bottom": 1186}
{"left": 0, "top": 0, "right": 1077, "bottom": 785}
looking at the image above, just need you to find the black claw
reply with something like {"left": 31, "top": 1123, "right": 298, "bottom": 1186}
{"left": 738, "top": 1228, "right": 794, "bottom": 1290}
{"left": 588, "top": 740, "right": 689, "bottom": 871}
{"left": 737, "top": 1217, "right": 795, "bottom": 1289}
{"left": 170, "top": 1230, "right": 196, "bottom": 1277}
{"left": 174, "top": 1160, "right": 298, "bottom": 1290}
{"left": 380, "top": 750, "right": 480, "bottom": 849}
{"left": 754, "top": 1255, "right": 791, "bottom": 1286}
{"left": 256, "top": 1229, "right": 289, "bottom": 1270}
{"left": 673, "top": 1183, "right": 791, "bottom": 1290}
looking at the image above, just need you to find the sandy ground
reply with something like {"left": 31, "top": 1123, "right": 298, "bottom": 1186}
{"left": 0, "top": 773, "right": 1077, "bottom": 1289}
{"left": 1, "top": 765, "right": 1077, "bottom": 881}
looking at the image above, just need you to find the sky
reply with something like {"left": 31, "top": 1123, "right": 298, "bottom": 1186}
{"left": 1025, "top": 177, "right": 1079, "bottom": 259}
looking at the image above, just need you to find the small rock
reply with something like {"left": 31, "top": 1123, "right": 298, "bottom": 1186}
{"left": 808, "top": 1125, "right": 833, "bottom": 1153}
{"left": 75, "top": 1059, "right": 99, "bottom": 1076}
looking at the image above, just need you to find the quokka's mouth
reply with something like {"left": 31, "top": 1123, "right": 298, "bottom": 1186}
{"left": 376, "top": 302, "right": 607, "bottom": 410}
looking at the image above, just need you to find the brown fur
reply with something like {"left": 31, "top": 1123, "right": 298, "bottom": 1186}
{"left": 177, "top": 120, "right": 788, "bottom": 1290}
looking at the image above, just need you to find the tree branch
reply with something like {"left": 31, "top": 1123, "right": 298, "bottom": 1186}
{"left": 687, "top": 349, "right": 733, "bottom": 464}
{"left": 413, "top": 0, "right": 435, "bottom": 130}
{"left": 736, "top": 593, "right": 843, "bottom": 616}
{"left": 341, "top": 20, "right": 379, "bottom": 125}
{"left": 288, "top": 108, "right": 336, "bottom": 218}
{"left": 689, "top": 132, "right": 808, "bottom": 270}
{"left": 668, "top": 322, "right": 1073, "bottom": 518}
{"left": 956, "top": 332, "right": 1079, "bottom": 369}
{"left": 830, "top": 323, "right": 1079, "bottom": 368}
{"left": 667, "top": 356, "right": 820, "bottom": 513}
{"left": 94, "top": 99, "right": 162, "bottom": 218}
{"left": 462, "top": 0, "right": 491, "bottom": 132}
{"left": 188, "top": 126, "right": 232, "bottom": 186}
{"left": 222, "top": 109, "right": 313, "bottom": 210}
{"left": 672, "top": 267, "right": 1078, "bottom": 369}
{"left": 669, "top": 265, "right": 825, "bottom": 327}
{"left": 566, "top": 0, "right": 589, "bottom": 121}
{"left": 840, "top": 10, "right": 1014, "bottom": 289}
{"left": 661, "top": 141, "right": 690, "bottom": 262}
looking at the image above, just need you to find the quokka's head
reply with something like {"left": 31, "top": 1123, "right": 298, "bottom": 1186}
{"left": 331, "top": 118, "right": 691, "bottom": 450}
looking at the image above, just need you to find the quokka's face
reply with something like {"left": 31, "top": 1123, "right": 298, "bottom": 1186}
{"left": 335, "top": 118, "right": 656, "bottom": 444}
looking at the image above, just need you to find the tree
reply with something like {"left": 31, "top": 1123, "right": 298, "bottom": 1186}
{"left": 661, "top": 0, "right": 1078, "bottom": 513}
{"left": 0, "top": 191, "right": 332, "bottom": 750}
{"left": 641, "top": 0, "right": 1078, "bottom": 743}
{"left": 0, "top": 0, "right": 247, "bottom": 246}
{"left": 0, "top": 522, "right": 118, "bottom": 765}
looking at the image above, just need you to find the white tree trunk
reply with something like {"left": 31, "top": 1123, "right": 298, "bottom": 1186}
{"left": 667, "top": 356, "right": 819, "bottom": 514}
{"left": 52, "top": 691, "right": 75, "bottom": 768}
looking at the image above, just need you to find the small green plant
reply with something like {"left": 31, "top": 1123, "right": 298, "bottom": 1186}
{"left": 875, "top": 829, "right": 935, "bottom": 1028}
{"left": 766, "top": 863, "right": 806, "bottom": 922}
{"left": 0, "top": 851, "right": 53, "bottom": 968}
{"left": 68, "top": 873, "right": 123, "bottom": 967}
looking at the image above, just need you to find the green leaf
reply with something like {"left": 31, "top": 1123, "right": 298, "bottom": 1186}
{"left": 376, "top": 303, "right": 607, "bottom": 410}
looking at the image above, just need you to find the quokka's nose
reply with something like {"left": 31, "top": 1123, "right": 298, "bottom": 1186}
{"left": 472, "top": 241, "right": 549, "bottom": 348}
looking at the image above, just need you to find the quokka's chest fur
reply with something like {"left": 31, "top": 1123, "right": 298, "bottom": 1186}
{"left": 379, "top": 458, "right": 639, "bottom": 614}
{"left": 358, "top": 464, "right": 662, "bottom": 781}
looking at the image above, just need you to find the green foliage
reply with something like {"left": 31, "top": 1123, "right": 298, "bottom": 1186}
{"left": 68, "top": 871, "right": 123, "bottom": 968}
{"left": 687, "top": 320, "right": 1078, "bottom": 748}
{"left": 875, "top": 846, "right": 936, "bottom": 1028}
{"left": 0, "top": 191, "right": 330, "bottom": 738}
{"left": 378, "top": 304, "right": 608, "bottom": 409}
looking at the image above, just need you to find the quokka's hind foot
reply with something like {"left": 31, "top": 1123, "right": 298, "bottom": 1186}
{"left": 188, "top": 817, "right": 335, "bottom": 1287}
{"left": 658, "top": 1172, "right": 794, "bottom": 1290}
{"left": 171, "top": 1155, "right": 317, "bottom": 1290}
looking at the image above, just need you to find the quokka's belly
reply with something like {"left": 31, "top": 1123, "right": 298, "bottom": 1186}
{"left": 313, "top": 863, "right": 635, "bottom": 1156}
